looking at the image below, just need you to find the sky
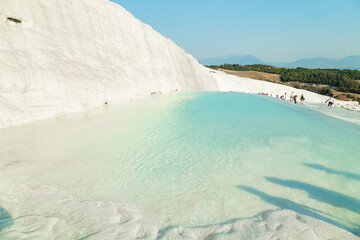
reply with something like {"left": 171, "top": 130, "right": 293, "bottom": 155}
{"left": 111, "top": 0, "right": 360, "bottom": 63}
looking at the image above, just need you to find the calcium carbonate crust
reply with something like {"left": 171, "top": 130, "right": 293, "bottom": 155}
{"left": 1, "top": 0, "right": 358, "bottom": 130}
{"left": 0, "top": 185, "right": 357, "bottom": 240}
{"left": 0, "top": 0, "right": 218, "bottom": 129}
{"left": 0, "top": 1, "right": 359, "bottom": 238}
{"left": 212, "top": 70, "right": 360, "bottom": 108}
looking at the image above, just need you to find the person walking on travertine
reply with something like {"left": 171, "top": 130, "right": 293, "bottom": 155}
{"left": 325, "top": 96, "right": 334, "bottom": 107}
{"left": 284, "top": 92, "right": 287, "bottom": 100}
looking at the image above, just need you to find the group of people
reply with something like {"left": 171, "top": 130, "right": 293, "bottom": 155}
{"left": 275, "top": 92, "right": 305, "bottom": 104}
{"left": 259, "top": 91, "right": 335, "bottom": 107}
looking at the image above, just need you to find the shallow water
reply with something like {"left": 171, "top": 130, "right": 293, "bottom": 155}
{"left": 304, "top": 102, "right": 360, "bottom": 125}
{"left": 0, "top": 92, "right": 360, "bottom": 238}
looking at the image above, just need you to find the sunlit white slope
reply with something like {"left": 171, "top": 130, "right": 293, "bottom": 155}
{"left": 213, "top": 70, "right": 360, "bottom": 109}
{"left": 0, "top": 0, "right": 218, "bottom": 128}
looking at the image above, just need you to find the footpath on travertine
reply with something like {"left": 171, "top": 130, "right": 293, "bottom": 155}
{"left": 212, "top": 70, "right": 360, "bottom": 110}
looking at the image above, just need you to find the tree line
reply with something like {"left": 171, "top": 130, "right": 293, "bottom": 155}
{"left": 207, "top": 64, "right": 360, "bottom": 94}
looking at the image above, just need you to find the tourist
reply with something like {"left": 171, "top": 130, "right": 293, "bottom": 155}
{"left": 294, "top": 95, "right": 297, "bottom": 104}
{"left": 284, "top": 92, "right": 287, "bottom": 100}
{"left": 300, "top": 94, "right": 305, "bottom": 102}
{"left": 290, "top": 92, "right": 294, "bottom": 101}
{"left": 326, "top": 96, "right": 334, "bottom": 107}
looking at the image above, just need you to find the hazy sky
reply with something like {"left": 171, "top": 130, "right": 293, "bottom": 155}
{"left": 111, "top": 0, "right": 360, "bottom": 62}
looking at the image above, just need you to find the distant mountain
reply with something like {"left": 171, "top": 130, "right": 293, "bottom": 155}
{"left": 282, "top": 55, "right": 360, "bottom": 69}
{"left": 199, "top": 55, "right": 360, "bottom": 70}
{"left": 199, "top": 55, "right": 265, "bottom": 65}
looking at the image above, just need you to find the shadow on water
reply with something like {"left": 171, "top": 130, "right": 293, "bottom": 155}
{"left": 304, "top": 163, "right": 360, "bottom": 182}
{"left": 237, "top": 185, "right": 359, "bottom": 236}
{"left": 0, "top": 205, "right": 13, "bottom": 233}
{"left": 265, "top": 177, "right": 360, "bottom": 214}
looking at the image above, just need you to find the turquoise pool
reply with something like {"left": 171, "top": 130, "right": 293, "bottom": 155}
{"left": 0, "top": 92, "right": 359, "bottom": 238}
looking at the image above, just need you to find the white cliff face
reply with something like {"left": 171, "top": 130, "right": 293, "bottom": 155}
{"left": 0, "top": 0, "right": 218, "bottom": 128}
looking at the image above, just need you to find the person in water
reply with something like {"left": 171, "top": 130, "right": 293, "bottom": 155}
{"left": 300, "top": 94, "right": 305, "bottom": 102}
{"left": 326, "top": 96, "right": 334, "bottom": 107}
{"left": 294, "top": 95, "right": 298, "bottom": 104}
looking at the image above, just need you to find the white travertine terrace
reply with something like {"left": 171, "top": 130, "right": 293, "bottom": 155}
{"left": 0, "top": 1, "right": 359, "bottom": 238}
{"left": 0, "top": 0, "right": 218, "bottom": 129}
{"left": 1, "top": 0, "right": 358, "bottom": 129}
